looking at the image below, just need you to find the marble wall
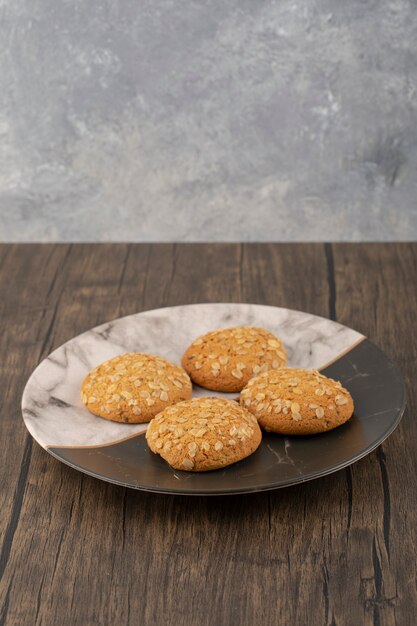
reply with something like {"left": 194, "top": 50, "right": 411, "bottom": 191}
{"left": 1, "top": 0, "right": 416, "bottom": 241}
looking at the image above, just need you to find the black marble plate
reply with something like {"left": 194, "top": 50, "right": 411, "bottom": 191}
{"left": 22, "top": 304, "right": 406, "bottom": 495}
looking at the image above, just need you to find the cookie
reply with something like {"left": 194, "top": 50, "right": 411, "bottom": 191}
{"left": 181, "top": 326, "right": 286, "bottom": 393}
{"left": 240, "top": 367, "right": 353, "bottom": 435}
{"left": 81, "top": 353, "right": 192, "bottom": 423}
{"left": 146, "top": 397, "right": 262, "bottom": 471}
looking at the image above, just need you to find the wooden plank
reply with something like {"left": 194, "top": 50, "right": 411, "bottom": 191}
{"left": 0, "top": 243, "right": 415, "bottom": 626}
{"left": 330, "top": 243, "right": 417, "bottom": 626}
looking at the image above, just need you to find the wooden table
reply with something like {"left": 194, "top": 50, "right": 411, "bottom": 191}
{"left": 0, "top": 243, "right": 416, "bottom": 626}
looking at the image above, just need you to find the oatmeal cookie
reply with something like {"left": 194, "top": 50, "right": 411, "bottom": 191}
{"left": 81, "top": 353, "right": 192, "bottom": 423}
{"left": 240, "top": 367, "right": 353, "bottom": 435}
{"left": 146, "top": 397, "right": 262, "bottom": 471}
{"left": 181, "top": 326, "right": 286, "bottom": 392}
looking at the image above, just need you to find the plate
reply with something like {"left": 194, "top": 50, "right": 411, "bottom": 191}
{"left": 22, "top": 303, "right": 406, "bottom": 495}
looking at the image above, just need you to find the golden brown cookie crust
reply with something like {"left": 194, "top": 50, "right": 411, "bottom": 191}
{"left": 240, "top": 367, "right": 353, "bottom": 435}
{"left": 181, "top": 326, "right": 286, "bottom": 392}
{"left": 146, "top": 397, "right": 262, "bottom": 471}
{"left": 81, "top": 353, "right": 192, "bottom": 423}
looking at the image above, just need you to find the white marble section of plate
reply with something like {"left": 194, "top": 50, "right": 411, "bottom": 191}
{"left": 22, "top": 303, "right": 364, "bottom": 448}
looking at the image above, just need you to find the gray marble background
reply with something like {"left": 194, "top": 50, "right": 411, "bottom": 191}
{"left": 1, "top": 0, "right": 416, "bottom": 242}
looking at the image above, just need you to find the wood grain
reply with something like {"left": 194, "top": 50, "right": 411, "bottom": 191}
{"left": 0, "top": 243, "right": 415, "bottom": 626}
